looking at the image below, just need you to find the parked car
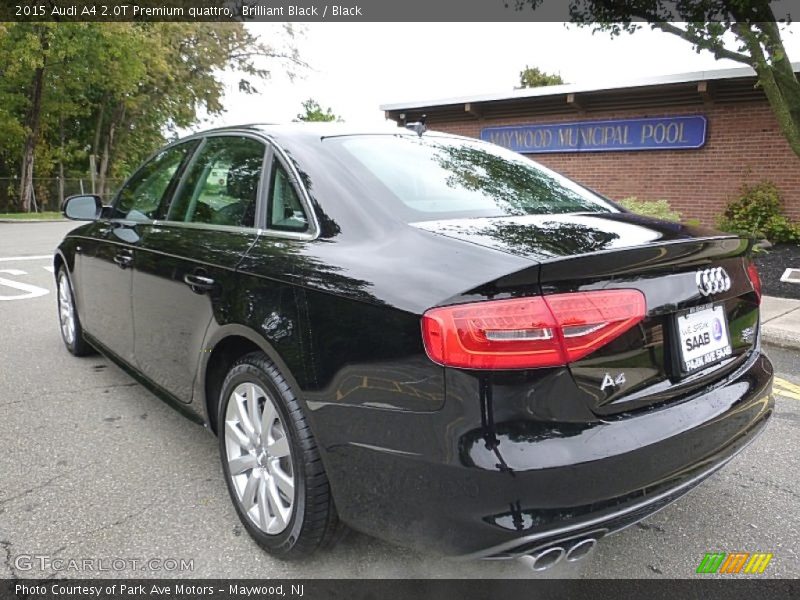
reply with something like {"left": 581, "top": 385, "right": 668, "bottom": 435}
{"left": 55, "top": 124, "right": 773, "bottom": 567}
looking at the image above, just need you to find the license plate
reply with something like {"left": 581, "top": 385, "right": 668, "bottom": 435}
{"left": 676, "top": 304, "right": 732, "bottom": 372}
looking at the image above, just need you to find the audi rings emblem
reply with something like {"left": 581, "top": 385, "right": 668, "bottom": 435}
{"left": 696, "top": 267, "right": 731, "bottom": 296}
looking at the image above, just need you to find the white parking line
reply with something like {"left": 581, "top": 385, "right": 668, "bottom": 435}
{"left": 0, "top": 276, "right": 49, "bottom": 301}
{"left": 43, "top": 266, "right": 54, "bottom": 273}
{"left": 0, "top": 255, "right": 52, "bottom": 262}
{"left": 0, "top": 257, "right": 52, "bottom": 300}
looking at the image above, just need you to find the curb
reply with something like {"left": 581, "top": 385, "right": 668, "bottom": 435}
{"left": 760, "top": 295, "right": 800, "bottom": 352}
{"left": 762, "top": 326, "right": 800, "bottom": 351}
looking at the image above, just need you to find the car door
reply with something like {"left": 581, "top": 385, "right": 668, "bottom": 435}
{"left": 230, "top": 147, "right": 317, "bottom": 390}
{"left": 77, "top": 141, "right": 197, "bottom": 364}
{"left": 131, "top": 134, "right": 266, "bottom": 403}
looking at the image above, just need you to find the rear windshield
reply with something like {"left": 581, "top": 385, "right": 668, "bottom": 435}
{"left": 327, "top": 134, "right": 616, "bottom": 221}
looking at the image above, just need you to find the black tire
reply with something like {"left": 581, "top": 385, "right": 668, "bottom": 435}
{"left": 217, "top": 351, "right": 343, "bottom": 559}
{"left": 56, "top": 267, "right": 92, "bottom": 357}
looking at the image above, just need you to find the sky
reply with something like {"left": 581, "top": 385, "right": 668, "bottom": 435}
{"left": 192, "top": 22, "right": 800, "bottom": 130}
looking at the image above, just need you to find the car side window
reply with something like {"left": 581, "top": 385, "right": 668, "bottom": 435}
{"left": 267, "top": 159, "right": 309, "bottom": 232}
{"left": 168, "top": 136, "right": 265, "bottom": 228}
{"left": 113, "top": 142, "right": 196, "bottom": 222}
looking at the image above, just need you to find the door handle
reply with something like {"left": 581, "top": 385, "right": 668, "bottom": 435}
{"left": 113, "top": 252, "right": 133, "bottom": 269}
{"left": 183, "top": 273, "right": 216, "bottom": 294}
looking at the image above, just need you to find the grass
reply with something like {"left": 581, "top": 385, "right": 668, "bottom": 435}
{"left": 0, "top": 211, "right": 63, "bottom": 220}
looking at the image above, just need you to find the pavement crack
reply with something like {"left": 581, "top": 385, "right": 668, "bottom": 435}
{"left": 0, "top": 476, "right": 62, "bottom": 507}
{"left": 0, "top": 539, "right": 20, "bottom": 579}
{"left": 0, "top": 461, "right": 98, "bottom": 507}
{"left": 81, "top": 497, "right": 166, "bottom": 538}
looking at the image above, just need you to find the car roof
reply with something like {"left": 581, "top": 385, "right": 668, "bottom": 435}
{"left": 184, "top": 122, "right": 468, "bottom": 143}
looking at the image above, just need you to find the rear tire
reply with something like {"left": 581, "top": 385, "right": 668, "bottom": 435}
{"left": 218, "top": 351, "right": 342, "bottom": 559}
{"left": 56, "top": 267, "right": 92, "bottom": 357}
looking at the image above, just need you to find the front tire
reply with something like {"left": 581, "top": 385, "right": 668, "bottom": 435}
{"left": 56, "top": 267, "right": 91, "bottom": 356}
{"left": 218, "top": 352, "right": 342, "bottom": 558}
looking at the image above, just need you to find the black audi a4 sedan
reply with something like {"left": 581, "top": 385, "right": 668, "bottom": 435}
{"left": 55, "top": 124, "right": 773, "bottom": 566}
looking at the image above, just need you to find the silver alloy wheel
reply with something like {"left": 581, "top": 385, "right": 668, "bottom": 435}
{"left": 57, "top": 272, "right": 76, "bottom": 346}
{"left": 224, "top": 382, "right": 295, "bottom": 535}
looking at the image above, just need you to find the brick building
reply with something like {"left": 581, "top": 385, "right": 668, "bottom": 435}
{"left": 381, "top": 64, "right": 800, "bottom": 226}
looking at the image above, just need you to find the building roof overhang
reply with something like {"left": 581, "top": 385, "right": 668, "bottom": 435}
{"left": 381, "top": 63, "right": 800, "bottom": 123}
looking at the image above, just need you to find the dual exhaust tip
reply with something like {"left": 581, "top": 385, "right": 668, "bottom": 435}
{"left": 518, "top": 537, "right": 597, "bottom": 572}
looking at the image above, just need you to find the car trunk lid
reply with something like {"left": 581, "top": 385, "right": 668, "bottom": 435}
{"left": 413, "top": 211, "right": 760, "bottom": 415}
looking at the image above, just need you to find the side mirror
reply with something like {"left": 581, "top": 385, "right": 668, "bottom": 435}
{"left": 62, "top": 194, "right": 103, "bottom": 221}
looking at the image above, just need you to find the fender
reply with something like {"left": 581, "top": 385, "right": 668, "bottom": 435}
{"left": 54, "top": 244, "right": 81, "bottom": 309}
{"left": 193, "top": 321, "right": 308, "bottom": 432}
{"left": 53, "top": 248, "right": 74, "bottom": 274}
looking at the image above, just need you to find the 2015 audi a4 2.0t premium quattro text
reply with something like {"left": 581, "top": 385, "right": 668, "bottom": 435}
{"left": 54, "top": 124, "right": 773, "bottom": 567}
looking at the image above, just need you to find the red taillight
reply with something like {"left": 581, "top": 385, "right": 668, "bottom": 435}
{"left": 747, "top": 262, "right": 762, "bottom": 304}
{"left": 421, "top": 290, "right": 646, "bottom": 370}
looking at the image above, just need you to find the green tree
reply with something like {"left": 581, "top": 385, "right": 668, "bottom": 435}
{"left": 294, "top": 98, "right": 342, "bottom": 122}
{"left": 0, "top": 22, "right": 304, "bottom": 210}
{"left": 0, "top": 24, "right": 38, "bottom": 204}
{"left": 0, "top": 24, "right": 55, "bottom": 211}
{"left": 88, "top": 23, "right": 304, "bottom": 196}
{"left": 522, "top": 0, "right": 800, "bottom": 159}
{"left": 518, "top": 65, "right": 564, "bottom": 88}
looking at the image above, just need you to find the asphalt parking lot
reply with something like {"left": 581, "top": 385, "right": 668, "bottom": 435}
{"left": 1, "top": 221, "right": 798, "bottom": 579}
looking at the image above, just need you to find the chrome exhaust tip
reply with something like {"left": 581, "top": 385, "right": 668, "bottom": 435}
{"left": 518, "top": 546, "right": 566, "bottom": 571}
{"left": 517, "top": 537, "right": 598, "bottom": 571}
{"left": 566, "top": 537, "right": 597, "bottom": 562}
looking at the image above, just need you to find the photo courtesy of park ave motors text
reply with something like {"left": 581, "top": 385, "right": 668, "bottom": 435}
{"left": 1, "top": 0, "right": 800, "bottom": 584}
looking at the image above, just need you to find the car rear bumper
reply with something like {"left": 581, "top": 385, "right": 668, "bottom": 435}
{"left": 321, "top": 350, "right": 773, "bottom": 557}
{"left": 461, "top": 423, "right": 765, "bottom": 559}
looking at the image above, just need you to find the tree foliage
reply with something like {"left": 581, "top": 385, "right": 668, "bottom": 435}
{"left": 618, "top": 197, "right": 682, "bottom": 221}
{"left": 718, "top": 180, "right": 800, "bottom": 242}
{"left": 0, "top": 23, "right": 303, "bottom": 211}
{"left": 521, "top": 0, "right": 800, "bottom": 159}
{"left": 518, "top": 65, "right": 564, "bottom": 88}
{"left": 294, "top": 98, "right": 342, "bottom": 122}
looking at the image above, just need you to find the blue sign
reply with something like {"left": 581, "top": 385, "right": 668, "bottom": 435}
{"left": 481, "top": 116, "right": 707, "bottom": 154}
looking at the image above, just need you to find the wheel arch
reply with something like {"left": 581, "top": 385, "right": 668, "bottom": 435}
{"left": 53, "top": 249, "right": 77, "bottom": 306}
{"left": 53, "top": 252, "right": 65, "bottom": 275}
{"left": 53, "top": 249, "right": 72, "bottom": 280}
{"left": 198, "top": 324, "right": 306, "bottom": 435}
